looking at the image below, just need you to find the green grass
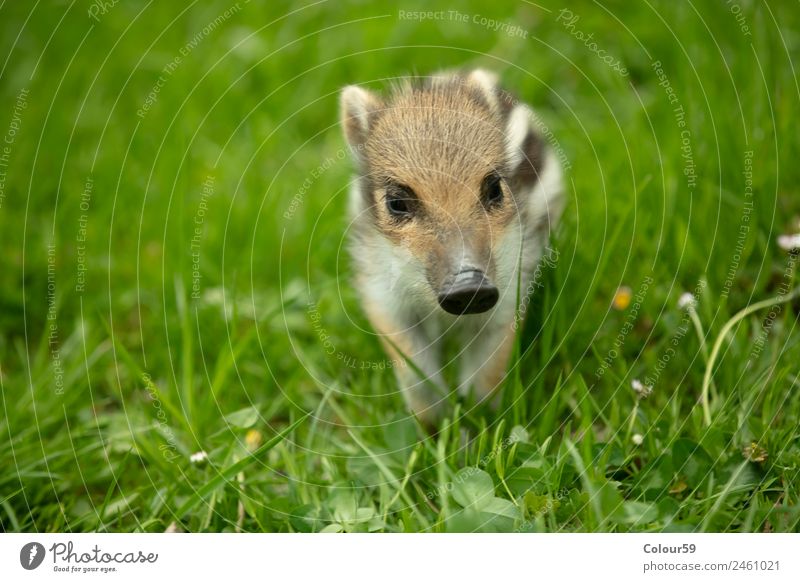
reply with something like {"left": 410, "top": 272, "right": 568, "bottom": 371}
{"left": 1, "top": 0, "right": 799, "bottom": 533}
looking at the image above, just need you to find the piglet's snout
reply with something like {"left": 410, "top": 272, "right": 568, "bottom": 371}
{"left": 437, "top": 269, "right": 498, "bottom": 315}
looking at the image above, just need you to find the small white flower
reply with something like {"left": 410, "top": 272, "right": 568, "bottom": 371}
{"left": 190, "top": 450, "right": 208, "bottom": 464}
{"left": 777, "top": 233, "right": 800, "bottom": 252}
{"left": 632, "top": 434, "right": 644, "bottom": 446}
{"left": 631, "top": 379, "right": 653, "bottom": 398}
{"left": 677, "top": 292, "right": 697, "bottom": 310}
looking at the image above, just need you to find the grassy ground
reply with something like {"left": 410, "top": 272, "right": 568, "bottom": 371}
{"left": 1, "top": 0, "right": 799, "bottom": 533}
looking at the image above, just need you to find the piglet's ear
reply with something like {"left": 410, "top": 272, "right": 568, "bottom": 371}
{"left": 466, "top": 69, "right": 500, "bottom": 112}
{"left": 504, "top": 103, "right": 544, "bottom": 192}
{"left": 340, "top": 85, "right": 383, "bottom": 155}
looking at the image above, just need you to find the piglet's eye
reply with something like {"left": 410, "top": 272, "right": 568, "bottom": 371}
{"left": 387, "top": 196, "right": 411, "bottom": 215}
{"left": 384, "top": 183, "right": 418, "bottom": 219}
{"left": 481, "top": 173, "right": 504, "bottom": 209}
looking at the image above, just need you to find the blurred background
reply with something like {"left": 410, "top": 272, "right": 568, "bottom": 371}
{"left": 0, "top": 1, "right": 798, "bottom": 532}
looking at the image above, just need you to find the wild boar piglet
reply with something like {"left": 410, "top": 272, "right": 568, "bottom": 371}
{"left": 340, "top": 69, "right": 564, "bottom": 424}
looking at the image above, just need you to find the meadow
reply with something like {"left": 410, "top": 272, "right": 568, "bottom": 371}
{"left": 0, "top": 0, "right": 798, "bottom": 532}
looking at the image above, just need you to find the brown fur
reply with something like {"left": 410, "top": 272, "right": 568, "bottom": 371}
{"left": 340, "top": 71, "right": 564, "bottom": 424}
{"left": 358, "top": 78, "right": 526, "bottom": 293}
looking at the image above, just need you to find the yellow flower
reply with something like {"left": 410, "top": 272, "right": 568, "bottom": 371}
{"left": 612, "top": 286, "right": 632, "bottom": 310}
{"left": 245, "top": 429, "right": 263, "bottom": 451}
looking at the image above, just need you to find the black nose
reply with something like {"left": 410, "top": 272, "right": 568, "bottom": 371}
{"left": 438, "top": 270, "right": 499, "bottom": 315}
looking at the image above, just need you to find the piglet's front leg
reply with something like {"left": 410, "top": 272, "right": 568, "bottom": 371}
{"left": 457, "top": 315, "right": 517, "bottom": 409}
{"left": 361, "top": 300, "right": 448, "bottom": 425}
